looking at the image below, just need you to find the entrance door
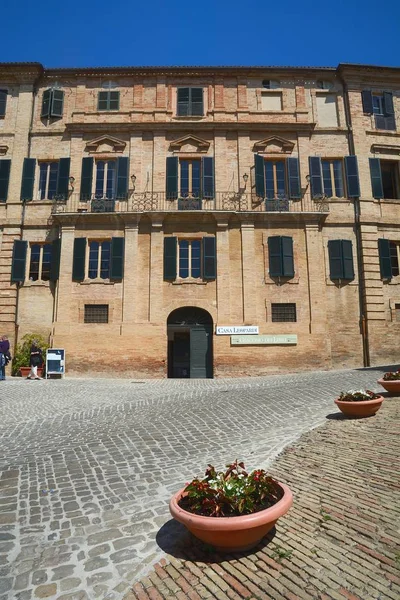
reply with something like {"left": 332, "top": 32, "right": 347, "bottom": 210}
{"left": 190, "top": 326, "right": 212, "bottom": 378}
{"left": 167, "top": 307, "right": 213, "bottom": 379}
{"left": 172, "top": 331, "right": 190, "bottom": 378}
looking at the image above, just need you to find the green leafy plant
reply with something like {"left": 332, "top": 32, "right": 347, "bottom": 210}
{"left": 12, "top": 333, "right": 49, "bottom": 376}
{"left": 271, "top": 546, "right": 293, "bottom": 562}
{"left": 383, "top": 369, "right": 400, "bottom": 381}
{"left": 178, "top": 461, "right": 284, "bottom": 517}
{"left": 338, "top": 389, "right": 380, "bottom": 403}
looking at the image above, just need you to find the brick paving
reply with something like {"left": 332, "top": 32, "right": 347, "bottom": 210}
{"left": 0, "top": 366, "right": 398, "bottom": 599}
{"left": 125, "top": 392, "right": 400, "bottom": 600}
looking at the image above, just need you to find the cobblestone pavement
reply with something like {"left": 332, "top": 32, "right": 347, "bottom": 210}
{"left": 0, "top": 366, "right": 396, "bottom": 600}
{"left": 127, "top": 394, "right": 400, "bottom": 600}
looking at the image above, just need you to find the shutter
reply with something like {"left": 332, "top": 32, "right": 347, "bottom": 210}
{"left": 328, "top": 240, "right": 343, "bottom": 280}
{"left": 309, "top": 157, "right": 323, "bottom": 198}
{"left": 342, "top": 240, "right": 355, "bottom": 280}
{"left": 191, "top": 88, "right": 204, "bottom": 116}
{"left": 378, "top": 238, "right": 392, "bottom": 279}
{"left": 203, "top": 237, "right": 216, "bottom": 280}
{"left": 202, "top": 157, "right": 214, "bottom": 199}
{"left": 282, "top": 236, "right": 295, "bottom": 278}
{"left": 268, "top": 236, "right": 283, "bottom": 277}
{"left": 287, "top": 157, "right": 301, "bottom": 199}
{"left": 177, "top": 87, "right": 190, "bottom": 116}
{"left": 80, "top": 157, "right": 93, "bottom": 201}
{"left": 255, "top": 154, "right": 265, "bottom": 198}
{"left": 116, "top": 157, "right": 129, "bottom": 200}
{"left": 56, "top": 158, "right": 70, "bottom": 200}
{"left": 50, "top": 238, "right": 61, "bottom": 281}
{"left": 50, "top": 90, "right": 64, "bottom": 117}
{"left": 344, "top": 155, "right": 360, "bottom": 198}
{"left": 41, "top": 89, "right": 51, "bottom": 117}
{"left": 0, "top": 90, "right": 7, "bottom": 117}
{"left": 110, "top": 237, "right": 124, "bottom": 280}
{"left": 72, "top": 238, "right": 86, "bottom": 282}
{"left": 0, "top": 159, "right": 11, "bottom": 202}
{"left": 97, "top": 91, "right": 109, "bottom": 110}
{"left": 11, "top": 240, "right": 27, "bottom": 283}
{"left": 383, "top": 92, "right": 394, "bottom": 116}
{"left": 166, "top": 156, "right": 178, "bottom": 199}
{"left": 361, "top": 90, "right": 373, "bottom": 114}
{"left": 164, "top": 237, "right": 177, "bottom": 280}
{"left": 369, "top": 158, "right": 383, "bottom": 199}
{"left": 20, "top": 158, "right": 36, "bottom": 201}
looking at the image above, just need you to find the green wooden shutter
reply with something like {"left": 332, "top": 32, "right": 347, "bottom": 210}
{"left": 202, "top": 157, "right": 214, "bottom": 199}
{"left": 0, "top": 159, "right": 11, "bottom": 202}
{"left": 369, "top": 158, "right": 383, "bottom": 199}
{"left": 268, "top": 236, "right": 283, "bottom": 277}
{"left": 203, "top": 237, "right": 216, "bottom": 280}
{"left": 72, "top": 238, "right": 86, "bottom": 281}
{"left": 378, "top": 238, "right": 392, "bottom": 279}
{"left": 328, "top": 240, "right": 343, "bottom": 280}
{"left": 344, "top": 156, "right": 360, "bottom": 198}
{"left": 41, "top": 89, "right": 51, "bottom": 117}
{"left": 287, "top": 157, "right": 301, "bottom": 199}
{"left": 56, "top": 158, "right": 70, "bottom": 200}
{"left": 177, "top": 88, "right": 190, "bottom": 116}
{"left": 166, "top": 157, "right": 178, "bottom": 199}
{"left": 282, "top": 236, "right": 295, "bottom": 277}
{"left": 164, "top": 237, "right": 177, "bottom": 280}
{"left": 97, "top": 91, "right": 109, "bottom": 110}
{"left": 191, "top": 88, "right": 204, "bottom": 116}
{"left": 309, "top": 157, "right": 323, "bottom": 198}
{"left": 361, "top": 90, "right": 373, "bottom": 114}
{"left": 20, "top": 158, "right": 36, "bottom": 201}
{"left": 255, "top": 154, "right": 265, "bottom": 198}
{"left": 110, "top": 237, "right": 124, "bottom": 280}
{"left": 51, "top": 90, "right": 64, "bottom": 117}
{"left": 383, "top": 92, "right": 394, "bottom": 116}
{"left": 80, "top": 157, "right": 93, "bottom": 201}
{"left": 0, "top": 90, "right": 7, "bottom": 117}
{"left": 116, "top": 157, "right": 129, "bottom": 200}
{"left": 11, "top": 240, "right": 27, "bottom": 282}
{"left": 190, "top": 327, "right": 212, "bottom": 378}
{"left": 50, "top": 238, "right": 61, "bottom": 281}
{"left": 342, "top": 240, "right": 355, "bottom": 280}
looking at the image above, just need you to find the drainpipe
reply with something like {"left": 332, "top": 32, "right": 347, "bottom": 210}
{"left": 338, "top": 69, "right": 370, "bottom": 367}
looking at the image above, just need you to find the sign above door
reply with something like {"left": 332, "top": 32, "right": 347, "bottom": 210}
{"left": 216, "top": 326, "right": 259, "bottom": 335}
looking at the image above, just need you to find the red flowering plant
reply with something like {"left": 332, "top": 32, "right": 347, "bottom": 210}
{"left": 382, "top": 369, "right": 400, "bottom": 381}
{"left": 178, "top": 461, "right": 284, "bottom": 517}
{"left": 338, "top": 389, "right": 381, "bottom": 402}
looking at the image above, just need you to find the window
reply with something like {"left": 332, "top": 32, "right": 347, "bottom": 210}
{"left": 84, "top": 305, "right": 109, "bottom": 323}
{"left": 95, "top": 160, "right": 117, "bottom": 199}
{"left": 268, "top": 236, "right": 295, "bottom": 278}
{"left": 395, "top": 304, "right": 400, "bottom": 322}
{"left": 381, "top": 161, "right": 400, "bottom": 199}
{"left": 0, "top": 90, "right": 7, "bottom": 118}
{"left": 262, "top": 80, "right": 280, "bottom": 89}
{"left": 29, "top": 243, "right": 52, "bottom": 281}
{"left": 180, "top": 159, "right": 201, "bottom": 198}
{"left": 166, "top": 156, "right": 214, "bottom": 202}
{"left": 41, "top": 89, "right": 64, "bottom": 118}
{"left": 98, "top": 90, "right": 120, "bottom": 111}
{"left": 178, "top": 240, "right": 201, "bottom": 279}
{"left": 38, "top": 162, "right": 59, "bottom": 200}
{"left": 88, "top": 240, "right": 111, "bottom": 279}
{"left": 254, "top": 155, "right": 301, "bottom": 203}
{"left": 271, "top": 303, "right": 297, "bottom": 322}
{"left": 378, "top": 239, "right": 399, "bottom": 279}
{"left": 317, "top": 81, "right": 333, "bottom": 90}
{"left": 362, "top": 90, "right": 395, "bottom": 131}
{"left": 177, "top": 88, "right": 203, "bottom": 116}
{"left": 164, "top": 236, "right": 216, "bottom": 281}
{"left": 321, "top": 160, "right": 344, "bottom": 197}
{"left": 390, "top": 242, "right": 400, "bottom": 276}
{"left": 328, "top": 240, "right": 355, "bottom": 281}
{"left": 265, "top": 160, "right": 286, "bottom": 199}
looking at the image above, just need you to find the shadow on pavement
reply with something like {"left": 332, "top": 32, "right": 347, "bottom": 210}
{"left": 355, "top": 363, "right": 399, "bottom": 373}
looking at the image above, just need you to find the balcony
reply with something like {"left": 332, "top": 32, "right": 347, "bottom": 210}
{"left": 51, "top": 192, "right": 330, "bottom": 215}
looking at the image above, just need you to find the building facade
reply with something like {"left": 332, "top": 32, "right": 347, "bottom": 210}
{"left": 0, "top": 62, "right": 399, "bottom": 378}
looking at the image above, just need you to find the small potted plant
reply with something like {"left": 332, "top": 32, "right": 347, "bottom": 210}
{"left": 12, "top": 333, "right": 49, "bottom": 378}
{"left": 334, "top": 389, "right": 384, "bottom": 418}
{"left": 169, "top": 461, "right": 293, "bottom": 552}
{"left": 377, "top": 369, "right": 400, "bottom": 395}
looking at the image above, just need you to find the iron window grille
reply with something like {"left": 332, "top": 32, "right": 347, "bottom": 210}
{"left": 84, "top": 304, "right": 109, "bottom": 323}
{"left": 271, "top": 303, "right": 297, "bottom": 322}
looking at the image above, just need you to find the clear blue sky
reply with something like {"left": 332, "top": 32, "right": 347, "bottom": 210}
{"left": 2, "top": 0, "right": 400, "bottom": 68}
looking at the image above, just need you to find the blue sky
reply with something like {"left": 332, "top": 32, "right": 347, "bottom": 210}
{"left": 2, "top": 0, "right": 400, "bottom": 68}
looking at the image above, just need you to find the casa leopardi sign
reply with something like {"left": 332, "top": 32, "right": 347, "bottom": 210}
{"left": 216, "top": 325, "right": 259, "bottom": 335}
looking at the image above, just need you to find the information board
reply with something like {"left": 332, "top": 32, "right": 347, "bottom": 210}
{"left": 46, "top": 349, "right": 65, "bottom": 378}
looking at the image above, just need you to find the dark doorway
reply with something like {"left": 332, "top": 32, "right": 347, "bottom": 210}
{"left": 167, "top": 307, "right": 213, "bottom": 379}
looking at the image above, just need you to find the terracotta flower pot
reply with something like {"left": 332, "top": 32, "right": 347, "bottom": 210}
{"left": 169, "top": 481, "right": 293, "bottom": 552}
{"left": 377, "top": 378, "right": 400, "bottom": 395}
{"left": 334, "top": 395, "right": 384, "bottom": 418}
{"left": 19, "top": 366, "right": 44, "bottom": 378}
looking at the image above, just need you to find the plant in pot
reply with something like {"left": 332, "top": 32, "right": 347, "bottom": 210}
{"left": 12, "top": 333, "right": 49, "bottom": 378}
{"left": 334, "top": 389, "right": 384, "bottom": 418}
{"left": 169, "top": 460, "right": 293, "bottom": 552}
{"left": 377, "top": 369, "right": 400, "bottom": 395}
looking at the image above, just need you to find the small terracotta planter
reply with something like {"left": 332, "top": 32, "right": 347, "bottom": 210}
{"left": 377, "top": 378, "right": 400, "bottom": 395}
{"left": 169, "top": 482, "right": 293, "bottom": 552}
{"left": 19, "top": 366, "right": 44, "bottom": 378}
{"left": 334, "top": 395, "right": 384, "bottom": 418}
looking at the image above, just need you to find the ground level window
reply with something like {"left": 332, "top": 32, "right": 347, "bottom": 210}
{"left": 271, "top": 303, "right": 297, "bottom": 322}
{"left": 84, "top": 304, "right": 109, "bottom": 323}
{"left": 178, "top": 239, "right": 201, "bottom": 278}
{"left": 88, "top": 240, "right": 111, "bottom": 279}
{"left": 29, "top": 243, "right": 52, "bottom": 281}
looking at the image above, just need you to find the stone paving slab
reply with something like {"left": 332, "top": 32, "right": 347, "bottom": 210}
{"left": 0, "top": 366, "right": 398, "bottom": 600}
{"left": 125, "top": 394, "right": 400, "bottom": 600}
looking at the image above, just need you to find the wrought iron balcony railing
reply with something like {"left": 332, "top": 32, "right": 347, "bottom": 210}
{"left": 51, "top": 191, "right": 330, "bottom": 215}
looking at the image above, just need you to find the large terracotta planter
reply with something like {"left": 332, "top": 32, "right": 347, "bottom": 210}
{"left": 334, "top": 395, "right": 384, "bottom": 418}
{"left": 377, "top": 378, "right": 400, "bottom": 395}
{"left": 169, "top": 481, "right": 293, "bottom": 552}
{"left": 19, "top": 366, "right": 44, "bottom": 378}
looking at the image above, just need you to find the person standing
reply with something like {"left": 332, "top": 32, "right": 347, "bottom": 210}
{"left": 0, "top": 336, "right": 10, "bottom": 381}
{"left": 28, "top": 340, "right": 43, "bottom": 380}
